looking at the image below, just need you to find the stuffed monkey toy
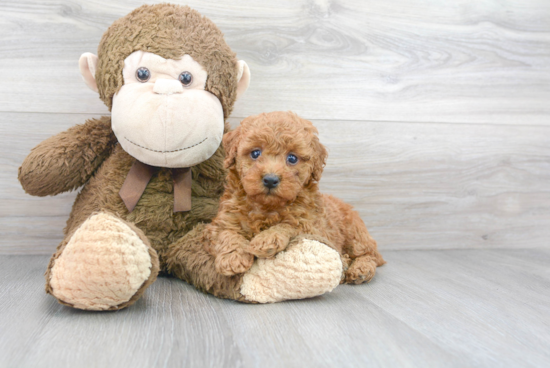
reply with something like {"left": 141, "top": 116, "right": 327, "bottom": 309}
{"left": 18, "top": 4, "right": 344, "bottom": 310}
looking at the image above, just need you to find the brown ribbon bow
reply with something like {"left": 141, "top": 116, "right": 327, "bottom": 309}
{"left": 119, "top": 160, "right": 192, "bottom": 213}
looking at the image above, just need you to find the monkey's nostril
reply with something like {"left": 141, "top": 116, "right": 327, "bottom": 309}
{"left": 263, "top": 174, "right": 280, "bottom": 189}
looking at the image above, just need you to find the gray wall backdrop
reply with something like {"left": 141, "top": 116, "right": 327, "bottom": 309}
{"left": 1, "top": 0, "right": 549, "bottom": 254}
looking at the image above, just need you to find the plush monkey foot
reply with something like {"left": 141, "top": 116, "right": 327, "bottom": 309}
{"left": 239, "top": 238, "right": 343, "bottom": 303}
{"left": 48, "top": 212, "right": 159, "bottom": 310}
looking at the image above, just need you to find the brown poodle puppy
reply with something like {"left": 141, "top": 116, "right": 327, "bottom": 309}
{"left": 205, "top": 111, "right": 385, "bottom": 284}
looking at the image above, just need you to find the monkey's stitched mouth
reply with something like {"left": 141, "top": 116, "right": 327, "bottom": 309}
{"left": 123, "top": 136, "right": 207, "bottom": 153}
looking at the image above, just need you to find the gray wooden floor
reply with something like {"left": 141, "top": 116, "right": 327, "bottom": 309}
{"left": 1, "top": 0, "right": 550, "bottom": 367}
{"left": 1, "top": 250, "right": 549, "bottom": 368}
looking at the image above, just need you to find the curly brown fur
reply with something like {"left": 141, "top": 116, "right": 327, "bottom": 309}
{"left": 96, "top": 4, "right": 239, "bottom": 117}
{"left": 205, "top": 111, "right": 385, "bottom": 282}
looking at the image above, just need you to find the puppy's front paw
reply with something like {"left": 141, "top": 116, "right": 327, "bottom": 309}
{"left": 248, "top": 231, "right": 290, "bottom": 258}
{"left": 215, "top": 250, "right": 254, "bottom": 276}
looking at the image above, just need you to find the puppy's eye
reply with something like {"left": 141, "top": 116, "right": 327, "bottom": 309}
{"left": 136, "top": 67, "right": 151, "bottom": 82}
{"left": 179, "top": 71, "right": 193, "bottom": 86}
{"left": 287, "top": 154, "right": 298, "bottom": 165}
{"left": 250, "top": 149, "right": 261, "bottom": 160}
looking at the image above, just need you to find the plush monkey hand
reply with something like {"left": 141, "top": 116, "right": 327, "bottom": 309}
{"left": 18, "top": 117, "right": 117, "bottom": 196}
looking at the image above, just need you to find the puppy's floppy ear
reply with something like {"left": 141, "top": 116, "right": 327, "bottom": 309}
{"left": 310, "top": 136, "right": 328, "bottom": 183}
{"left": 223, "top": 126, "right": 242, "bottom": 169}
{"left": 297, "top": 114, "right": 328, "bottom": 183}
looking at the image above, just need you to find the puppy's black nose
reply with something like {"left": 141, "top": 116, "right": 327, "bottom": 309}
{"left": 263, "top": 174, "right": 280, "bottom": 189}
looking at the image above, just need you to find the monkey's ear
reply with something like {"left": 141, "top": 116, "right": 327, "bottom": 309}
{"left": 79, "top": 53, "right": 99, "bottom": 93}
{"left": 222, "top": 127, "right": 242, "bottom": 169}
{"left": 236, "top": 60, "right": 251, "bottom": 100}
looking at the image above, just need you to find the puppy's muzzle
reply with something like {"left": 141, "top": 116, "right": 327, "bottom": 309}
{"left": 262, "top": 174, "right": 280, "bottom": 189}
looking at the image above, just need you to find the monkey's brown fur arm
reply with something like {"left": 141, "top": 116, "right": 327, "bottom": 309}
{"left": 18, "top": 116, "right": 117, "bottom": 196}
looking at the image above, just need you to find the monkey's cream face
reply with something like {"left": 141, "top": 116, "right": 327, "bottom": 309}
{"left": 111, "top": 51, "right": 224, "bottom": 168}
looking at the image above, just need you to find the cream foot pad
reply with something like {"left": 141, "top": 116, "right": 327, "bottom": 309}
{"left": 49, "top": 212, "right": 153, "bottom": 310}
{"left": 240, "top": 239, "right": 343, "bottom": 303}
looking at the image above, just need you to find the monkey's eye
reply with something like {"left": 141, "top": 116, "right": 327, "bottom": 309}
{"left": 250, "top": 149, "right": 261, "bottom": 160}
{"left": 179, "top": 71, "right": 193, "bottom": 86}
{"left": 287, "top": 154, "right": 298, "bottom": 165}
{"left": 136, "top": 67, "right": 151, "bottom": 82}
